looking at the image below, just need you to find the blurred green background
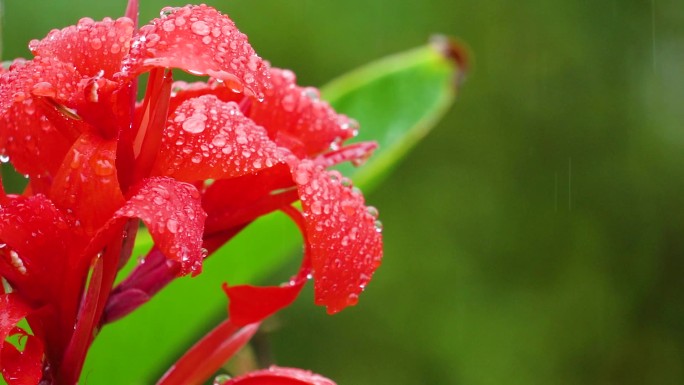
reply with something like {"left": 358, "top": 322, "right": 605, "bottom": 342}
{"left": 4, "top": 0, "right": 684, "bottom": 384}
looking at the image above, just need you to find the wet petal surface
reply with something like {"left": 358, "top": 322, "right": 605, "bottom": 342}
{"left": 126, "top": 4, "right": 270, "bottom": 99}
{"left": 153, "top": 95, "right": 283, "bottom": 182}
{"left": 50, "top": 133, "right": 124, "bottom": 235}
{"left": 114, "top": 177, "right": 206, "bottom": 275}
{"left": 293, "top": 160, "right": 383, "bottom": 314}
{"left": 0, "top": 97, "right": 74, "bottom": 182}
{"left": 250, "top": 68, "right": 357, "bottom": 157}
{"left": 0, "top": 57, "right": 83, "bottom": 118}
{"left": 29, "top": 17, "right": 135, "bottom": 78}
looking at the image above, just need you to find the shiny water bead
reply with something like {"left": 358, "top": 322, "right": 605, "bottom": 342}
{"left": 153, "top": 95, "right": 283, "bottom": 182}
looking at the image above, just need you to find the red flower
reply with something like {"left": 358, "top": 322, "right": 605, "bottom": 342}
{"left": 0, "top": 2, "right": 381, "bottom": 384}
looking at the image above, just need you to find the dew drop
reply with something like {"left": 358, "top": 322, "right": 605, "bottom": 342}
{"left": 212, "top": 135, "right": 227, "bottom": 147}
{"left": 162, "top": 20, "right": 175, "bottom": 32}
{"left": 90, "top": 38, "right": 102, "bottom": 50}
{"left": 182, "top": 117, "right": 206, "bottom": 134}
{"left": 310, "top": 201, "right": 322, "bottom": 215}
{"left": 166, "top": 218, "right": 179, "bottom": 234}
{"left": 191, "top": 20, "right": 210, "bottom": 36}
{"left": 366, "top": 206, "right": 379, "bottom": 219}
{"left": 31, "top": 82, "right": 56, "bottom": 98}
{"left": 281, "top": 94, "right": 296, "bottom": 112}
{"left": 213, "top": 374, "right": 231, "bottom": 385}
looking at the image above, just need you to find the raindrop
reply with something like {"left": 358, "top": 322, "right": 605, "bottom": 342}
{"left": 90, "top": 38, "right": 102, "bottom": 50}
{"left": 374, "top": 220, "right": 383, "bottom": 233}
{"left": 31, "top": 82, "right": 56, "bottom": 98}
{"left": 166, "top": 218, "right": 179, "bottom": 234}
{"left": 213, "top": 374, "right": 231, "bottom": 385}
{"left": 281, "top": 94, "right": 296, "bottom": 112}
{"left": 191, "top": 20, "right": 211, "bottom": 36}
{"left": 302, "top": 87, "right": 319, "bottom": 101}
{"left": 0, "top": 154, "right": 9, "bottom": 163}
{"left": 366, "top": 206, "right": 379, "bottom": 219}
{"left": 182, "top": 117, "right": 206, "bottom": 134}
{"left": 212, "top": 135, "right": 227, "bottom": 147}
{"left": 160, "top": 7, "right": 176, "bottom": 18}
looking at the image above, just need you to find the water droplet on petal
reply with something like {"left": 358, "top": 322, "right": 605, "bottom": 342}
{"left": 166, "top": 218, "right": 179, "bottom": 234}
{"left": 31, "top": 82, "right": 56, "bottom": 97}
{"left": 213, "top": 374, "right": 231, "bottom": 385}
{"left": 191, "top": 20, "right": 210, "bottom": 36}
{"left": 182, "top": 117, "right": 206, "bottom": 134}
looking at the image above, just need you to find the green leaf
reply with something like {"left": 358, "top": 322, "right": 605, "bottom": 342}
{"left": 83, "top": 38, "right": 465, "bottom": 383}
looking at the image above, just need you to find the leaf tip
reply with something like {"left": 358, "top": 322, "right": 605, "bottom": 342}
{"left": 430, "top": 35, "right": 470, "bottom": 89}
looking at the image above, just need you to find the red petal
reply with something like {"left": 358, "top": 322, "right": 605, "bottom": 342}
{"left": 113, "top": 177, "right": 207, "bottom": 275}
{"left": 292, "top": 160, "right": 383, "bottom": 314}
{"left": 0, "top": 295, "right": 43, "bottom": 385}
{"left": 202, "top": 163, "right": 296, "bottom": 235}
{"left": 0, "top": 196, "right": 86, "bottom": 310}
{"left": 1, "top": 332, "right": 43, "bottom": 385}
{"left": 28, "top": 17, "right": 135, "bottom": 79}
{"left": 50, "top": 133, "right": 125, "bottom": 235}
{"left": 126, "top": 5, "right": 270, "bottom": 100}
{"left": 0, "top": 294, "right": 32, "bottom": 357}
{"left": 0, "top": 98, "right": 73, "bottom": 181}
{"left": 168, "top": 80, "right": 244, "bottom": 113}
{"left": 223, "top": 270, "right": 307, "bottom": 326}
{"left": 219, "top": 366, "right": 336, "bottom": 385}
{"left": 250, "top": 68, "right": 357, "bottom": 157}
{"left": 0, "top": 57, "right": 83, "bottom": 120}
{"left": 152, "top": 95, "right": 283, "bottom": 182}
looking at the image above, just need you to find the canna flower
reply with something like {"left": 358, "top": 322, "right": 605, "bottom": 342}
{"left": 0, "top": 2, "right": 382, "bottom": 384}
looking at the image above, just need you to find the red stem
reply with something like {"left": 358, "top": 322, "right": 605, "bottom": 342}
{"left": 156, "top": 320, "right": 260, "bottom": 385}
{"left": 58, "top": 238, "right": 122, "bottom": 384}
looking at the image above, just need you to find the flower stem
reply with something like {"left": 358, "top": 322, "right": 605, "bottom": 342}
{"left": 156, "top": 320, "right": 260, "bottom": 385}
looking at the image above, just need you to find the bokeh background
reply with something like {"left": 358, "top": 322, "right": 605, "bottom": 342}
{"left": 4, "top": 0, "right": 684, "bottom": 384}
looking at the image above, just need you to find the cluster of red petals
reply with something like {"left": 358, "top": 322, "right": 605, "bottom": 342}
{"left": 0, "top": 3, "right": 381, "bottom": 384}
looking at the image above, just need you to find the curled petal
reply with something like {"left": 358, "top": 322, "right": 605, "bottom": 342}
{"left": 0, "top": 97, "right": 73, "bottom": 182}
{"left": 1, "top": 329, "right": 44, "bottom": 385}
{"left": 126, "top": 4, "right": 270, "bottom": 100}
{"left": 250, "top": 68, "right": 357, "bottom": 157}
{"left": 113, "top": 177, "right": 207, "bottom": 275}
{"left": 0, "top": 294, "right": 32, "bottom": 363}
{"left": 28, "top": 17, "right": 135, "bottom": 78}
{"left": 292, "top": 160, "right": 383, "bottom": 314}
{"left": 50, "top": 133, "right": 125, "bottom": 235}
{"left": 0, "top": 295, "right": 43, "bottom": 385}
{"left": 0, "top": 57, "right": 83, "bottom": 120}
{"left": 153, "top": 95, "right": 283, "bottom": 181}
{"left": 0, "top": 195, "right": 85, "bottom": 309}
{"left": 219, "top": 366, "right": 336, "bottom": 385}
{"left": 168, "top": 80, "right": 244, "bottom": 112}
